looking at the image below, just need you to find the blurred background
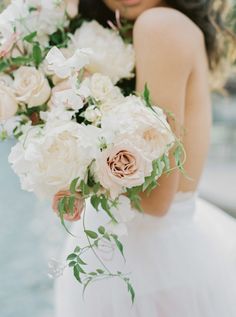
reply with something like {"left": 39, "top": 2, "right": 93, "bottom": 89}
{"left": 0, "top": 2, "right": 236, "bottom": 317}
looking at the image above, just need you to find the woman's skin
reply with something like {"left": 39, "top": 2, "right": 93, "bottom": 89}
{"left": 54, "top": 0, "right": 211, "bottom": 218}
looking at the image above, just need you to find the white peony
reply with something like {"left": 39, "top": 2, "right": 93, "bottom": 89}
{"left": 0, "top": 84, "right": 18, "bottom": 122}
{"left": 69, "top": 21, "right": 135, "bottom": 83}
{"left": 101, "top": 96, "right": 175, "bottom": 160}
{"left": 9, "top": 120, "right": 101, "bottom": 198}
{"left": 13, "top": 66, "right": 51, "bottom": 108}
{"left": 46, "top": 46, "right": 91, "bottom": 79}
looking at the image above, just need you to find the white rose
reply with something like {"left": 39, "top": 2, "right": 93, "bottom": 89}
{"left": 0, "top": 84, "right": 18, "bottom": 122}
{"left": 13, "top": 66, "right": 51, "bottom": 108}
{"left": 95, "top": 139, "right": 153, "bottom": 199}
{"left": 0, "top": 74, "right": 13, "bottom": 87}
{"left": 69, "top": 21, "right": 135, "bottom": 83}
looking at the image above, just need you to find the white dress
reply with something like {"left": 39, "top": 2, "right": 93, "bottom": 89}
{"left": 55, "top": 192, "right": 236, "bottom": 317}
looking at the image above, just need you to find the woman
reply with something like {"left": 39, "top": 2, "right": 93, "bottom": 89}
{"left": 55, "top": 0, "right": 236, "bottom": 316}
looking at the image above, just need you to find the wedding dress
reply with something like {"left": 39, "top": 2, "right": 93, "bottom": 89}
{"left": 55, "top": 191, "right": 236, "bottom": 317}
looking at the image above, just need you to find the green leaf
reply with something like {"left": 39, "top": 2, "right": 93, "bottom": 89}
{"left": 0, "top": 60, "right": 9, "bottom": 72}
{"left": 163, "top": 154, "right": 170, "bottom": 172}
{"left": 23, "top": 31, "right": 37, "bottom": 43}
{"left": 91, "top": 195, "right": 100, "bottom": 211}
{"left": 80, "top": 180, "right": 90, "bottom": 196}
{"left": 143, "top": 83, "right": 152, "bottom": 108}
{"left": 96, "top": 269, "right": 104, "bottom": 274}
{"left": 0, "top": 130, "right": 8, "bottom": 141}
{"left": 70, "top": 177, "right": 79, "bottom": 194}
{"left": 67, "top": 253, "right": 77, "bottom": 261}
{"left": 11, "top": 56, "right": 32, "bottom": 66}
{"left": 75, "top": 263, "right": 86, "bottom": 274}
{"left": 73, "top": 265, "right": 82, "bottom": 283}
{"left": 32, "top": 44, "right": 42, "bottom": 67}
{"left": 89, "top": 272, "right": 97, "bottom": 276}
{"left": 93, "top": 183, "right": 100, "bottom": 193}
{"left": 127, "top": 283, "right": 135, "bottom": 304}
{"left": 82, "top": 278, "right": 92, "bottom": 298}
{"left": 58, "top": 197, "right": 75, "bottom": 237}
{"left": 84, "top": 230, "right": 98, "bottom": 239}
{"left": 111, "top": 234, "right": 125, "bottom": 259}
{"left": 77, "top": 256, "right": 87, "bottom": 265}
{"left": 157, "top": 159, "right": 164, "bottom": 177}
{"left": 74, "top": 246, "right": 81, "bottom": 253}
{"left": 68, "top": 196, "right": 75, "bottom": 215}
{"left": 58, "top": 197, "right": 66, "bottom": 216}
{"left": 98, "top": 226, "right": 105, "bottom": 235}
{"left": 69, "top": 261, "right": 76, "bottom": 267}
{"left": 103, "top": 233, "right": 111, "bottom": 241}
{"left": 101, "top": 196, "right": 117, "bottom": 223}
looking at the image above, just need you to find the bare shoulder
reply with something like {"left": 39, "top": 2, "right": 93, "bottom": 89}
{"left": 133, "top": 7, "right": 205, "bottom": 55}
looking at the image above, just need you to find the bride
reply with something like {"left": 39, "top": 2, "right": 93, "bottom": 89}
{"left": 55, "top": 0, "right": 236, "bottom": 316}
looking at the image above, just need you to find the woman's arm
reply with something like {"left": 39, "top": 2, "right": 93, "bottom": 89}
{"left": 133, "top": 7, "right": 203, "bottom": 216}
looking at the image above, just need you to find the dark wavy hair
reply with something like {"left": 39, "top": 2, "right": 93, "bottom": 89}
{"left": 79, "top": 0, "right": 236, "bottom": 88}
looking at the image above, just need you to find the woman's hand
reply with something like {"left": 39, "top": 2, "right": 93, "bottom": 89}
{"left": 65, "top": 0, "right": 79, "bottom": 18}
{"left": 52, "top": 190, "right": 85, "bottom": 222}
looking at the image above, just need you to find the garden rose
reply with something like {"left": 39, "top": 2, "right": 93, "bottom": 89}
{"left": 0, "top": 84, "right": 18, "bottom": 122}
{"left": 95, "top": 140, "right": 152, "bottom": 198}
{"left": 13, "top": 66, "right": 51, "bottom": 108}
{"left": 52, "top": 189, "right": 84, "bottom": 222}
{"left": 0, "top": 73, "right": 13, "bottom": 87}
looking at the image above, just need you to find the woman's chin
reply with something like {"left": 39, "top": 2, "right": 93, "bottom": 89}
{"left": 103, "top": 0, "right": 163, "bottom": 20}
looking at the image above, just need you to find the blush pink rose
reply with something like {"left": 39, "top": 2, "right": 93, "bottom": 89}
{"left": 52, "top": 190, "right": 84, "bottom": 222}
{"left": 96, "top": 140, "right": 153, "bottom": 199}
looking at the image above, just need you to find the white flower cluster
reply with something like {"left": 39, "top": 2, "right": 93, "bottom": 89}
{"left": 0, "top": 0, "right": 67, "bottom": 54}
{"left": 9, "top": 67, "right": 174, "bottom": 200}
{"left": 68, "top": 21, "right": 135, "bottom": 84}
{"left": 9, "top": 120, "right": 100, "bottom": 198}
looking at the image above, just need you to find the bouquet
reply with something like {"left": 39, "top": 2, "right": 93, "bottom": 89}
{"left": 3, "top": 0, "right": 185, "bottom": 303}
{"left": 8, "top": 45, "right": 185, "bottom": 301}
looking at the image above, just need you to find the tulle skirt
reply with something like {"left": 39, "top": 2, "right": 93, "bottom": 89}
{"left": 55, "top": 192, "right": 236, "bottom": 317}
